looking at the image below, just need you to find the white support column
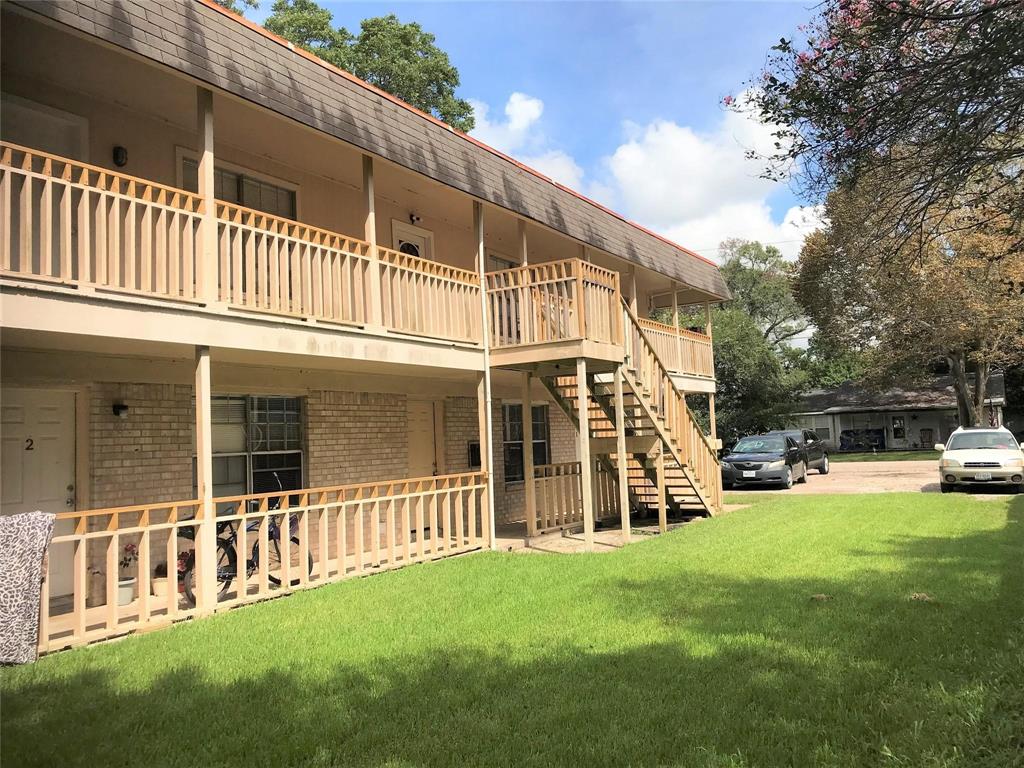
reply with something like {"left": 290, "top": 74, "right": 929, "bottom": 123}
{"left": 576, "top": 356, "right": 595, "bottom": 550}
{"left": 522, "top": 372, "right": 536, "bottom": 538}
{"left": 614, "top": 364, "right": 631, "bottom": 542}
{"left": 363, "top": 155, "right": 384, "bottom": 328}
{"left": 194, "top": 345, "right": 217, "bottom": 615}
{"left": 655, "top": 446, "right": 667, "bottom": 534}
{"left": 196, "top": 88, "right": 217, "bottom": 304}
{"left": 474, "top": 201, "right": 497, "bottom": 549}
{"left": 628, "top": 266, "right": 638, "bottom": 314}
{"left": 517, "top": 219, "right": 529, "bottom": 266}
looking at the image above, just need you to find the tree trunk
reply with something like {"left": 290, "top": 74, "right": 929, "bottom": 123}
{"left": 948, "top": 352, "right": 979, "bottom": 426}
{"left": 974, "top": 361, "right": 991, "bottom": 426}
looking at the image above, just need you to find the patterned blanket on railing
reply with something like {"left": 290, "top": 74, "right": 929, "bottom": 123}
{"left": 0, "top": 511, "right": 56, "bottom": 664}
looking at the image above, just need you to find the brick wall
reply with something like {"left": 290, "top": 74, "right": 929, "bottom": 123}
{"left": 306, "top": 390, "right": 409, "bottom": 486}
{"left": 89, "top": 383, "right": 194, "bottom": 508}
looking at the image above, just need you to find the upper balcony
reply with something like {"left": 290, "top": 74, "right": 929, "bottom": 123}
{"left": 0, "top": 141, "right": 715, "bottom": 381}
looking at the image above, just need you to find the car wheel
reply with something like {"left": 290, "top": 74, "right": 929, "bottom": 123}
{"left": 940, "top": 483, "right": 954, "bottom": 494}
{"left": 797, "top": 461, "right": 808, "bottom": 483}
{"left": 819, "top": 455, "right": 830, "bottom": 475}
{"left": 783, "top": 468, "right": 794, "bottom": 490}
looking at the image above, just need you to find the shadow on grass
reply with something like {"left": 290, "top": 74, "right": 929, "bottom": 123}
{"left": 3, "top": 500, "right": 1022, "bottom": 767}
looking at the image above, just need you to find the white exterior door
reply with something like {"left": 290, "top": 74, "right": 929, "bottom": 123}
{"left": 407, "top": 400, "right": 437, "bottom": 477}
{"left": 1, "top": 388, "right": 77, "bottom": 596}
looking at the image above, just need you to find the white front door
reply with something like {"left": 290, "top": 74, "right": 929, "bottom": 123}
{"left": 1, "top": 388, "right": 76, "bottom": 596}
{"left": 392, "top": 220, "right": 435, "bottom": 261}
{"left": 407, "top": 400, "right": 438, "bottom": 477}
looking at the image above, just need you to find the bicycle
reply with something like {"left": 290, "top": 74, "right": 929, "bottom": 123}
{"left": 178, "top": 476, "right": 314, "bottom": 606}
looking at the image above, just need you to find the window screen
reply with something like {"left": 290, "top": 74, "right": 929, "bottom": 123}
{"left": 502, "top": 404, "right": 550, "bottom": 482}
{"left": 183, "top": 158, "right": 296, "bottom": 219}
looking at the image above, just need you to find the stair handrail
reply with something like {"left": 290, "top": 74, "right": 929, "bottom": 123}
{"left": 620, "top": 298, "right": 718, "bottom": 457}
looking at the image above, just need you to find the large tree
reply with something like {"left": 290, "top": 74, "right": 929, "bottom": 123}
{"left": 797, "top": 174, "right": 1024, "bottom": 425}
{"left": 264, "top": 1, "right": 474, "bottom": 131}
{"left": 742, "top": 0, "right": 1024, "bottom": 259}
{"left": 704, "top": 308, "right": 801, "bottom": 442}
{"left": 718, "top": 239, "right": 808, "bottom": 349}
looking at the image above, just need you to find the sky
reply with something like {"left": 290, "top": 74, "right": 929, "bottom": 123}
{"left": 248, "top": 1, "right": 822, "bottom": 263}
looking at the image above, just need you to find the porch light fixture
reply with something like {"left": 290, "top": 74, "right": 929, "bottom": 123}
{"left": 112, "top": 403, "right": 129, "bottom": 419}
{"left": 409, "top": 212, "right": 422, "bottom": 225}
{"left": 112, "top": 145, "right": 128, "bottom": 167}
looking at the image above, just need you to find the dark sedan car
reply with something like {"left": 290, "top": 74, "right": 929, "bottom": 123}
{"left": 721, "top": 434, "right": 809, "bottom": 490}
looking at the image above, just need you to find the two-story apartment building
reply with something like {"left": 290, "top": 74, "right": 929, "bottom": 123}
{"left": 0, "top": 0, "right": 730, "bottom": 653}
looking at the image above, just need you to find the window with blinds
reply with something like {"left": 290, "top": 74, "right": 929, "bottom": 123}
{"left": 200, "top": 395, "right": 304, "bottom": 502}
{"left": 182, "top": 158, "right": 297, "bottom": 219}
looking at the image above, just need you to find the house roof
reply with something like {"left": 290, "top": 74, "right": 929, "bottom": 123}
{"left": 796, "top": 374, "right": 1007, "bottom": 415}
{"left": 14, "top": 0, "right": 730, "bottom": 301}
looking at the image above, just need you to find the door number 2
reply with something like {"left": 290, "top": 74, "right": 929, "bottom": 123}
{"left": 24, "top": 438, "right": 34, "bottom": 451}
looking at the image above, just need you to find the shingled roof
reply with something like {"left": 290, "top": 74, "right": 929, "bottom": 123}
{"left": 13, "top": 0, "right": 730, "bottom": 300}
{"left": 796, "top": 374, "right": 1007, "bottom": 415}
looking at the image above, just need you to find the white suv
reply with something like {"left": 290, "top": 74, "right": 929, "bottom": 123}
{"left": 936, "top": 426, "right": 1024, "bottom": 493}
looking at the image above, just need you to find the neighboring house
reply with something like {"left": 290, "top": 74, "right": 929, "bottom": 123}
{"left": 790, "top": 375, "right": 1007, "bottom": 452}
{"left": 0, "top": 1, "right": 728, "bottom": 652}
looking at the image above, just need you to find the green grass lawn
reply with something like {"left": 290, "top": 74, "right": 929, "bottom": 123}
{"left": 4, "top": 494, "right": 1022, "bottom": 768}
{"left": 830, "top": 449, "right": 941, "bottom": 462}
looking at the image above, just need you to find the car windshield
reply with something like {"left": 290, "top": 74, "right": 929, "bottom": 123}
{"left": 946, "top": 432, "right": 1020, "bottom": 451}
{"left": 733, "top": 436, "right": 786, "bottom": 453}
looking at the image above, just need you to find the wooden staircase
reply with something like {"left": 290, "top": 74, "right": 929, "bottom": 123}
{"left": 538, "top": 300, "right": 722, "bottom": 521}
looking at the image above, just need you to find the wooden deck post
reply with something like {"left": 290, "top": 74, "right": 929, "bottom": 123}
{"left": 522, "top": 372, "right": 537, "bottom": 537}
{"left": 474, "top": 201, "right": 497, "bottom": 549}
{"left": 655, "top": 446, "right": 667, "bottom": 534}
{"left": 194, "top": 345, "right": 217, "bottom": 615}
{"left": 196, "top": 88, "right": 218, "bottom": 304}
{"left": 672, "top": 283, "right": 682, "bottom": 372}
{"left": 705, "top": 302, "right": 718, "bottom": 441}
{"left": 576, "top": 357, "right": 595, "bottom": 550}
{"left": 614, "top": 364, "right": 631, "bottom": 542}
{"left": 363, "top": 155, "right": 384, "bottom": 328}
{"left": 627, "top": 266, "right": 638, "bottom": 315}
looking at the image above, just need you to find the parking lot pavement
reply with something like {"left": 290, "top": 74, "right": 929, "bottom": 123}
{"left": 734, "top": 459, "right": 1015, "bottom": 496}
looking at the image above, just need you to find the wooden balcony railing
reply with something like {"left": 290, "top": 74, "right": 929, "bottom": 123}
{"left": 377, "top": 246, "right": 482, "bottom": 343}
{"left": 216, "top": 201, "right": 373, "bottom": 325}
{"left": 0, "top": 142, "right": 204, "bottom": 301}
{"left": 635, "top": 317, "right": 714, "bottom": 379}
{"left": 485, "top": 258, "right": 623, "bottom": 349}
{"left": 37, "top": 472, "right": 488, "bottom": 653}
{"left": 533, "top": 461, "right": 618, "bottom": 535}
{"left": 1, "top": 142, "right": 482, "bottom": 345}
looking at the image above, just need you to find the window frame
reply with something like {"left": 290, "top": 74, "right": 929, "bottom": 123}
{"left": 175, "top": 146, "right": 301, "bottom": 220}
{"left": 501, "top": 402, "right": 551, "bottom": 484}
{"left": 197, "top": 393, "right": 306, "bottom": 502}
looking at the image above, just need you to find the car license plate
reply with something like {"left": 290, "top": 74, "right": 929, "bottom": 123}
{"left": 743, "top": 471, "right": 756, "bottom": 478}
{"left": 976, "top": 472, "right": 992, "bottom": 481}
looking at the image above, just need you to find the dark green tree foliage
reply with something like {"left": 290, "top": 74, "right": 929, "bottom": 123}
{"left": 264, "top": 1, "right": 475, "bottom": 131}
{"left": 212, "top": 0, "right": 259, "bottom": 14}
{"left": 709, "top": 308, "right": 799, "bottom": 442}
{"left": 718, "top": 239, "right": 808, "bottom": 349}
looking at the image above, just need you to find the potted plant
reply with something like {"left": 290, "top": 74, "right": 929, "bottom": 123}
{"left": 151, "top": 562, "right": 169, "bottom": 599}
{"left": 118, "top": 542, "right": 139, "bottom": 606}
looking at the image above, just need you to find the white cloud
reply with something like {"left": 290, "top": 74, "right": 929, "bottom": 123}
{"left": 470, "top": 93, "right": 586, "bottom": 189}
{"left": 519, "top": 150, "right": 585, "bottom": 190}
{"left": 471, "top": 90, "right": 820, "bottom": 260}
{"left": 598, "top": 92, "right": 818, "bottom": 260}
{"left": 469, "top": 92, "right": 545, "bottom": 155}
